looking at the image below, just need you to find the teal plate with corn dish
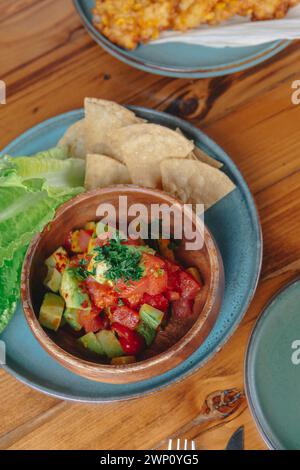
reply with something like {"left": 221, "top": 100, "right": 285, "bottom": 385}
{"left": 73, "top": 0, "right": 290, "bottom": 79}
{"left": 246, "top": 278, "right": 300, "bottom": 450}
{"left": 0, "top": 107, "right": 262, "bottom": 402}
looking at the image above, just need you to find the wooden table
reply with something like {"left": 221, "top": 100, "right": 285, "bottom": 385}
{"left": 1, "top": 0, "right": 300, "bottom": 451}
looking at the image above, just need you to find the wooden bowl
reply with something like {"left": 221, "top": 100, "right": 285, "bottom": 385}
{"left": 21, "top": 186, "right": 224, "bottom": 384}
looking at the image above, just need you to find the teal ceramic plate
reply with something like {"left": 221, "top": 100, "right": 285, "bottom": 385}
{"left": 73, "top": 0, "right": 290, "bottom": 78}
{"left": 246, "top": 278, "right": 300, "bottom": 450}
{"left": 0, "top": 107, "right": 262, "bottom": 402}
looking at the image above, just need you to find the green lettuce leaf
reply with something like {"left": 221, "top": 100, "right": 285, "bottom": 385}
{"left": 2, "top": 156, "right": 84, "bottom": 188}
{"left": 0, "top": 246, "right": 27, "bottom": 333}
{"left": 0, "top": 181, "right": 82, "bottom": 267}
{"left": 0, "top": 149, "right": 85, "bottom": 333}
{"left": 33, "top": 146, "right": 69, "bottom": 160}
{"left": 0, "top": 146, "right": 69, "bottom": 164}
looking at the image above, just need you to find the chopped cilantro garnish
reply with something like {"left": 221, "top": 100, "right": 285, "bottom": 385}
{"left": 74, "top": 265, "right": 96, "bottom": 280}
{"left": 93, "top": 237, "right": 143, "bottom": 283}
{"left": 74, "top": 266, "right": 88, "bottom": 280}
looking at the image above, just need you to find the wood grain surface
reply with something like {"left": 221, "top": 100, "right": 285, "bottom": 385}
{"left": 1, "top": 0, "right": 300, "bottom": 451}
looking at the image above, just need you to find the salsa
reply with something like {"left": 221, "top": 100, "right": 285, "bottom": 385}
{"left": 39, "top": 221, "right": 202, "bottom": 364}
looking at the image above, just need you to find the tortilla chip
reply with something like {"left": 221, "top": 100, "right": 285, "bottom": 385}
{"left": 58, "top": 119, "right": 86, "bottom": 159}
{"left": 108, "top": 123, "right": 194, "bottom": 188}
{"left": 192, "top": 146, "right": 223, "bottom": 169}
{"left": 176, "top": 127, "right": 222, "bottom": 169}
{"left": 84, "top": 98, "right": 142, "bottom": 155}
{"left": 84, "top": 154, "right": 131, "bottom": 190}
{"left": 161, "top": 158, "right": 235, "bottom": 210}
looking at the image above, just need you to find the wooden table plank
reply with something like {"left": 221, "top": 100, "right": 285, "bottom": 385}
{"left": 1, "top": 0, "right": 300, "bottom": 450}
{"left": 4, "top": 271, "right": 293, "bottom": 450}
{"left": 0, "top": 372, "right": 61, "bottom": 445}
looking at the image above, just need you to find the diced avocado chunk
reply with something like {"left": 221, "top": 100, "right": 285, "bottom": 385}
{"left": 136, "top": 304, "right": 164, "bottom": 347}
{"left": 63, "top": 308, "right": 82, "bottom": 331}
{"left": 43, "top": 267, "right": 62, "bottom": 293}
{"left": 96, "top": 330, "right": 124, "bottom": 358}
{"left": 45, "top": 246, "right": 68, "bottom": 273}
{"left": 136, "top": 321, "right": 156, "bottom": 347}
{"left": 39, "top": 293, "right": 65, "bottom": 331}
{"left": 60, "top": 268, "right": 91, "bottom": 310}
{"left": 139, "top": 304, "right": 164, "bottom": 330}
{"left": 111, "top": 356, "right": 136, "bottom": 365}
{"left": 87, "top": 255, "right": 109, "bottom": 284}
{"left": 78, "top": 332, "right": 104, "bottom": 355}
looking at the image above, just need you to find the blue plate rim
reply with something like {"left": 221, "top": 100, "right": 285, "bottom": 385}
{"left": 1, "top": 108, "right": 263, "bottom": 403}
{"left": 244, "top": 277, "right": 300, "bottom": 451}
{"left": 73, "top": 0, "right": 290, "bottom": 78}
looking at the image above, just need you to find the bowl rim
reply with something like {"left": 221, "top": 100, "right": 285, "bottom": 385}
{"left": 21, "top": 185, "right": 224, "bottom": 382}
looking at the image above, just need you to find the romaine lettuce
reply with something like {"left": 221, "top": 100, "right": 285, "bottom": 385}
{"left": 2, "top": 156, "right": 84, "bottom": 187}
{"left": 0, "top": 148, "right": 85, "bottom": 333}
{"left": 0, "top": 246, "right": 27, "bottom": 333}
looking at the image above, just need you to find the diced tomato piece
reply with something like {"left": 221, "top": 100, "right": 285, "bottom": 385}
{"left": 82, "top": 315, "right": 106, "bottom": 333}
{"left": 121, "top": 297, "right": 140, "bottom": 310}
{"left": 78, "top": 230, "right": 92, "bottom": 252}
{"left": 172, "top": 298, "right": 194, "bottom": 319}
{"left": 118, "top": 334, "right": 144, "bottom": 356}
{"left": 122, "top": 238, "right": 143, "bottom": 246}
{"left": 165, "top": 259, "right": 181, "bottom": 274}
{"left": 85, "top": 229, "right": 95, "bottom": 237}
{"left": 97, "top": 231, "right": 115, "bottom": 242}
{"left": 141, "top": 293, "right": 169, "bottom": 313}
{"left": 84, "top": 221, "right": 96, "bottom": 233}
{"left": 166, "top": 271, "right": 180, "bottom": 293}
{"left": 165, "top": 260, "right": 181, "bottom": 293}
{"left": 147, "top": 271, "right": 168, "bottom": 296}
{"left": 86, "top": 277, "right": 118, "bottom": 309}
{"left": 90, "top": 304, "right": 105, "bottom": 318}
{"left": 142, "top": 253, "right": 168, "bottom": 296}
{"left": 115, "top": 253, "right": 168, "bottom": 302}
{"left": 178, "top": 271, "right": 201, "bottom": 301}
{"left": 64, "top": 230, "right": 92, "bottom": 254}
{"left": 79, "top": 307, "right": 108, "bottom": 333}
{"left": 112, "top": 323, "right": 145, "bottom": 355}
{"left": 110, "top": 306, "right": 140, "bottom": 330}
{"left": 68, "top": 253, "right": 91, "bottom": 268}
{"left": 64, "top": 231, "right": 73, "bottom": 253}
{"left": 165, "top": 261, "right": 201, "bottom": 301}
{"left": 116, "top": 276, "right": 148, "bottom": 304}
{"left": 165, "top": 290, "right": 180, "bottom": 302}
{"left": 142, "top": 252, "right": 166, "bottom": 272}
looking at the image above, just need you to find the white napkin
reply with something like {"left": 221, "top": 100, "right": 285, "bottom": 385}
{"left": 152, "top": 5, "right": 300, "bottom": 48}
